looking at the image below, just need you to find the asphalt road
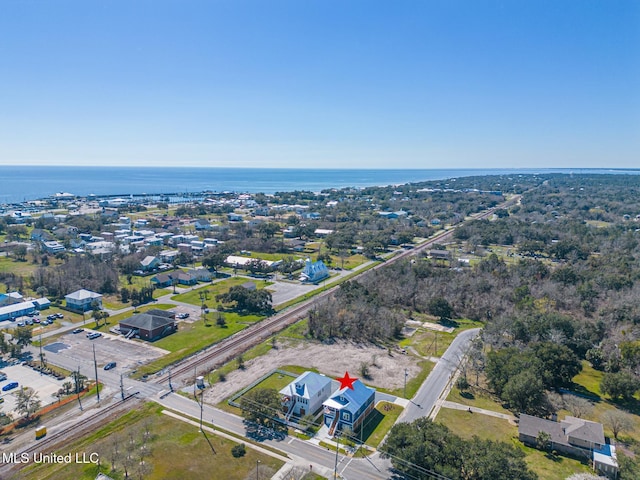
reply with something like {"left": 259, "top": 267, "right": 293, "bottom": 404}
{"left": 399, "top": 328, "right": 481, "bottom": 423}
{"left": 157, "top": 392, "right": 393, "bottom": 480}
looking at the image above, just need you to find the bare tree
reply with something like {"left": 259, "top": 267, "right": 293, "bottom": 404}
{"left": 563, "top": 395, "right": 593, "bottom": 419}
{"left": 107, "top": 434, "right": 121, "bottom": 472}
{"left": 601, "top": 409, "right": 634, "bottom": 440}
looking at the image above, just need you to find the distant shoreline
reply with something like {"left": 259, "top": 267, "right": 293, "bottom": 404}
{"left": 1, "top": 166, "right": 639, "bottom": 206}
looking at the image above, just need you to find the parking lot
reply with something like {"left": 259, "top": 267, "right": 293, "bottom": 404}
{"left": 0, "top": 363, "right": 67, "bottom": 417}
{"left": 42, "top": 330, "right": 170, "bottom": 375}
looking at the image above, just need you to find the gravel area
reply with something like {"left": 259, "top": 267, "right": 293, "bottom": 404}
{"left": 202, "top": 340, "right": 423, "bottom": 405}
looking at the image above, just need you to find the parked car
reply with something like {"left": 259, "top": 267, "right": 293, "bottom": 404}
{"left": 17, "top": 321, "right": 25, "bottom": 327}
{"left": 86, "top": 332, "right": 102, "bottom": 340}
{"left": 2, "top": 382, "right": 18, "bottom": 392}
{"left": 103, "top": 362, "right": 116, "bottom": 370}
{"left": 55, "top": 313, "right": 64, "bottom": 319}
{"left": 72, "top": 328, "right": 83, "bottom": 334}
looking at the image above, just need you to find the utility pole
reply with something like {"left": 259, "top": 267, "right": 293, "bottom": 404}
{"left": 38, "top": 333, "right": 44, "bottom": 375}
{"left": 435, "top": 331, "right": 438, "bottom": 356}
{"left": 93, "top": 343, "right": 100, "bottom": 403}
{"left": 76, "top": 366, "right": 83, "bottom": 411}
{"left": 120, "top": 374, "right": 125, "bottom": 401}
{"left": 404, "top": 368, "right": 408, "bottom": 399}
{"left": 333, "top": 433, "right": 340, "bottom": 479}
{"left": 168, "top": 367, "right": 173, "bottom": 392}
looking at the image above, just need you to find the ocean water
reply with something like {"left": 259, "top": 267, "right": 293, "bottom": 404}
{"left": 0, "top": 166, "right": 638, "bottom": 205}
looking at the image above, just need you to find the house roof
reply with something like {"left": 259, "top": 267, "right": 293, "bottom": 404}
{"left": 519, "top": 414, "right": 605, "bottom": 448}
{"left": 279, "top": 372, "right": 332, "bottom": 400}
{"left": 141, "top": 256, "right": 158, "bottom": 267}
{"left": 323, "top": 379, "right": 375, "bottom": 413}
{"left": 151, "top": 273, "right": 172, "bottom": 284}
{"left": 518, "top": 414, "right": 568, "bottom": 446}
{"left": 65, "top": 289, "right": 102, "bottom": 301}
{"left": 120, "top": 312, "right": 175, "bottom": 331}
{"left": 561, "top": 416, "right": 605, "bottom": 445}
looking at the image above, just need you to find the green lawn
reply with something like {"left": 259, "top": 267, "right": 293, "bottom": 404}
{"left": 19, "top": 403, "right": 283, "bottom": 480}
{"left": 359, "top": 402, "right": 404, "bottom": 447}
{"left": 571, "top": 361, "right": 604, "bottom": 398}
{"left": 0, "top": 255, "right": 46, "bottom": 276}
{"left": 171, "top": 277, "right": 263, "bottom": 306}
{"left": 436, "top": 408, "right": 515, "bottom": 443}
{"left": 569, "top": 361, "right": 640, "bottom": 444}
{"left": 133, "top": 311, "right": 262, "bottom": 377}
{"left": 446, "top": 386, "right": 512, "bottom": 415}
{"left": 436, "top": 408, "right": 592, "bottom": 480}
{"left": 521, "top": 445, "right": 592, "bottom": 480}
{"left": 251, "top": 371, "right": 298, "bottom": 391}
{"left": 328, "top": 253, "right": 367, "bottom": 270}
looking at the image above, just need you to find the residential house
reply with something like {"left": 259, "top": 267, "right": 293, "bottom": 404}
{"left": 140, "top": 256, "right": 160, "bottom": 272}
{"left": 42, "top": 241, "right": 65, "bottom": 254}
{"left": 314, "top": 228, "right": 333, "bottom": 237}
{"left": 279, "top": 372, "right": 333, "bottom": 419}
{"left": 159, "top": 250, "right": 180, "bottom": 263}
{"left": 227, "top": 213, "right": 243, "bottom": 222}
{"left": 518, "top": 414, "right": 617, "bottom": 478}
{"left": 187, "top": 267, "right": 212, "bottom": 282}
{"left": 171, "top": 271, "right": 197, "bottom": 286}
{"left": 119, "top": 309, "right": 176, "bottom": 341}
{"left": 65, "top": 289, "right": 103, "bottom": 312}
{"left": 151, "top": 273, "right": 173, "bottom": 288}
{"left": 30, "top": 229, "right": 51, "bottom": 242}
{"left": 194, "top": 219, "right": 212, "bottom": 230}
{"left": 322, "top": 380, "right": 375, "bottom": 437}
{"left": 299, "top": 259, "right": 329, "bottom": 283}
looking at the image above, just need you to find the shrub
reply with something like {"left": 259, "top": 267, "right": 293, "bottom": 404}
{"left": 231, "top": 443, "right": 246, "bottom": 458}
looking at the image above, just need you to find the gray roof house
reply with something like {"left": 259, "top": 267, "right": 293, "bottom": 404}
{"left": 519, "top": 414, "right": 617, "bottom": 478}
{"left": 119, "top": 309, "right": 176, "bottom": 341}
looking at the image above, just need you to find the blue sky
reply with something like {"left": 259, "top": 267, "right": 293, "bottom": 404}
{"left": 0, "top": 0, "right": 638, "bottom": 169}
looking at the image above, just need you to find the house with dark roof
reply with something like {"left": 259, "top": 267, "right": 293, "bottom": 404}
{"left": 518, "top": 414, "right": 618, "bottom": 478}
{"left": 322, "top": 379, "right": 375, "bottom": 437}
{"left": 171, "top": 271, "right": 197, "bottom": 285}
{"left": 279, "top": 372, "right": 333, "bottom": 420}
{"left": 194, "top": 219, "right": 212, "bottom": 230}
{"left": 151, "top": 273, "right": 173, "bottom": 288}
{"left": 119, "top": 309, "right": 176, "bottom": 341}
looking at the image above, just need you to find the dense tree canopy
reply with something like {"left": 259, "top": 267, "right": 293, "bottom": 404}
{"left": 383, "top": 418, "right": 537, "bottom": 480}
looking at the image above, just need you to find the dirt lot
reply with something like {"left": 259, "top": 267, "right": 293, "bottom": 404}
{"left": 203, "top": 340, "right": 423, "bottom": 405}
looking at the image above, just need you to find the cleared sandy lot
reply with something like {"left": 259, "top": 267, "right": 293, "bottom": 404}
{"left": 202, "top": 339, "right": 425, "bottom": 405}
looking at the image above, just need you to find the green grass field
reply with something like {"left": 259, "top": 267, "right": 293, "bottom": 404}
{"left": 19, "top": 403, "right": 283, "bottom": 480}
{"left": 171, "top": 277, "right": 263, "bottom": 306}
{"left": 359, "top": 402, "right": 404, "bottom": 447}
{"left": 133, "top": 311, "right": 263, "bottom": 377}
{"left": 436, "top": 408, "right": 592, "bottom": 479}
{"left": 446, "top": 386, "right": 512, "bottom": 415}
